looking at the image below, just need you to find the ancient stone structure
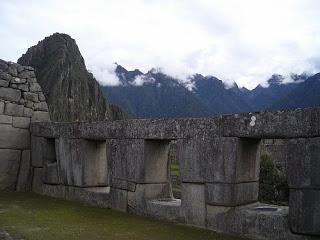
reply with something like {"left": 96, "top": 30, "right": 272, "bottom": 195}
{"left": 0, "top": 60, "right": 49, "bottom": 191}
{"left": 28, "top": 108, "right": 320, "bottom": 240}
{"left": 0, "top": 59, "right": 319, "bottom": 239}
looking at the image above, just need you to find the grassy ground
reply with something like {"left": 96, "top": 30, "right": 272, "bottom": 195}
{"left": 0, "top": 192, "right": 243, "bottom": 240}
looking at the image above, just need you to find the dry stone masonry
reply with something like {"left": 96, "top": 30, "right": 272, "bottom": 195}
{"left": 0, "top": 58, "right": 319, "bottom": 240}
{"left": 0, "top": 59, "right": 49, "bottom": 191}
{"left": 29, "top": 108, "right": 320, "bottom": 240}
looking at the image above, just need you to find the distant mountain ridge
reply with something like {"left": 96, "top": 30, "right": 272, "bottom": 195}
{"left": 102, "top": 64, "right": 319, "bottom": 118}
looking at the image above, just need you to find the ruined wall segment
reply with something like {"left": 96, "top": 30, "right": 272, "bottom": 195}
{"left": 0, "top": 59, "right": 49, "bottom": 191}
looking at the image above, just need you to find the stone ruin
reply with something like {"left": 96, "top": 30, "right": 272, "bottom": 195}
{"left": 0, "top": 59, "right": 319, "bottom": 240}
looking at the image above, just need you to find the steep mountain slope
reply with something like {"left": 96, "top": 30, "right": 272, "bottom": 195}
{"left": 243, "top": 74, "right": 307, "bottom": 111}
{"left": 272, "top": 73, "right": 320, "bottom": 110}
{"left": 102, "top": 66, "right": 210, "bottom": 118}
{"left": 191, "top": 74, "right": 253, "bottom": 115}
{"left": 18, "top": 33, "right": 126, "bottom": 121}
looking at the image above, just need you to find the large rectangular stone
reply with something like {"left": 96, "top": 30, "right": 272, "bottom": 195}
{"left": 0, "top": 101, "right": 4, "bottom": 114}
{"left": 205, "top": 182, "right": 259, "bottom": 206}
{"left": 31, "top": 136, "right": 45, "bottom": 167}
{"left": 32, "top": 167, "right": 44, "bottom": 194}
{"left": 0, "top": 124, "right": 30, "bottom": 149}
{"left": 16, "top": 150, "right": 32, "bottom": 192}
{"left": 43, "top": 162, "right": 59, "bottom": 184}
{"left": 31, "top": 111, "right": 50, "bottom": 122}
{"left": 180, "top": 183, "right": 206, "bottom": 227}
{"left": 56, "top": 138, "right": 108, "bottom": 187}
{"left": 287, "top": 138, "right": 320, "bottom": 189}
{"left": 178, "top": 137, "right": 260, "bottom": 183}
{"left": 289, "top": 189, "right": 320, "bottom": 235}
{"left": 0, "top": 114, "right": 12, "bottom": 124}
{"left": 0, "top": 149, "right": 21, "bottom": 190}
{"left": 4, "top": 102, "right": 24, "bottom": 116}
{"left": 0, "top": 87, "right": 21, "bottom": 102}
{"left": 12, "top": 116, "right": 30, "bottom": 129}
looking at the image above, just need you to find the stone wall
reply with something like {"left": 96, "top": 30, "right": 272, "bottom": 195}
{"left": 0, "top": 59, "right": 49, "bottom": 191}
{"left": 30, "top": 108, "right": 320, "bottom": 240}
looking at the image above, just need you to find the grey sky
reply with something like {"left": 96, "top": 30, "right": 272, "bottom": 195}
{"left": 1, "top": 0, "right": 320, "bottom": 89}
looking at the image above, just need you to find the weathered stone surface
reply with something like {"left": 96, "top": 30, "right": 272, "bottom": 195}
{"left": 16, "top": 150, "right": 32, "bottom": 192}
{"left": 178, "top": 137, "right": 260, "bottom": 183}
{"left": 11, "top": 77, "right": 26, "bottom": 84}
{"left": 31, "top": 111, "right": 50, "bottom": 122}
{"left": 290, "top": 189, "right": 320, "bottom": 235}
{"left": 56, "top": 138, "right": 108, "bottom": 187}
{"left": 206, "top": 182, "right": 259, "bottom": 206}
{"left": 18, "top": 84, "right": 29, "bottom": 92}
{"left": 287, "top": 138, "right": 320, "bottom": 188}
{"left": 18, "top": 70, "right": 35, "bottom": 79}
{"left": 4, "top": 102, "right": 24, "bottom": 116}
{"left": 222, "top": 108, "right": 320, "bottom": 138}
{"left": 128, "top": 183, "right": 171, "bottom": 215}
{"left": 0, "top": 115, "right": 12, "bottom": 124}
{"left": 34, "top": 102, "right": 48, "bottom": 111}
{"left": 43, "top": 162, "right": 59, "bottom": 184}
{"left": 31, "top": 136, "right": 44, "bottom": 167}
{"left": 23, "top": 107, "right": 33, "bottom": 117}
{"left": 0, "top": 87, "right": 21, "bottom": 102}
{"left": 29, "top": 82, "right": 42, "bottom": 92}
{"left": 32, "top": 167, "right": 44, "bottom": 194}
{"left": 110, "top": 188, "right": 128, "bottom": 212}
{"left": 8, "top": 64, "right": 18, "bottom": 76}
{"left": 23, "top": 92, "right": 38, "bottom": 102}
{"left": 180, "top": 183, "right": 206, "bottom": 227}
{"left": 41, "top": 184, "right": 66, "bottom": 199}
{"left": 0, "top": 72, "right": 11, "bottom": 81}
{"left": 0, "top": 149, "right": 21, "bottom": 190}
{"left": 146, "top": 199, "right": 181, "bottom": 222}
{"left": 12, "top": 116, "right": 30, "bottom": 129}
{"left": 0, "top": 101, "right": 4, "bottom": 114}
{"left": 0, "top": 80, "right": 9, "bottom": 87}
{"left": 0, "top": 124, "right": 30, "bottom": 149}
{"left": 206, "top": 204, "right": 299, "bottom": 240}
{"left": 38, "top": 92, "right": 46, "bottom": 101}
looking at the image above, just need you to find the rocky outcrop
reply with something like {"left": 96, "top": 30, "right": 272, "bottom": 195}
{"left": 0, "top": 59, "right": 49, "bottom": 191}
{"left": 18, "top": 33, "right": 123, "bottom": 122}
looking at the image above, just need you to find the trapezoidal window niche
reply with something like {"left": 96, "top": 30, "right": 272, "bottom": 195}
{"left": 56, "top": 138, "right": 108, "bottom": 187}
{"left": 143, "top": 139, "right": 173, "bottom": 200}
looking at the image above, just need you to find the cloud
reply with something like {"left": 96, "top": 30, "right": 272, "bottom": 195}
{"left": 0, "top": 0, "right": 320, "bottom": 89}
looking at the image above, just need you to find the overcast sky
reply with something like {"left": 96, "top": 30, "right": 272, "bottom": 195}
{"left": 1, "top": 0, "right": 320, "bottom": 89}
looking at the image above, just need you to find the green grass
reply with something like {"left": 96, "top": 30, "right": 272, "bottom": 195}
{"left": 0, "top": 192, "right": 243, "bottom": 240}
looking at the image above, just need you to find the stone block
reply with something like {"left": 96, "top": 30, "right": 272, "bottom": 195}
{"left": 29, "top": 83, "right": 42, "bottom": 92}
{"left": 0, "top": 101, "right": 4, "bottom": 114}
{"left": 18, "top": 70, "right": 35, "bottom": 79}
{"left": 0, "top": 124, "right": 30, "bottom": 149}
{"left": 23, "top": 107, "right": 33, "bottom": 117}
{"left": 43, "top": 162, "right": 59, "bottom": 184}
{"left": 12, "top": 116, "right": 30, "bottom": 129}
{"left": 289, "top": 189, "right": 320, "bottom": 235}
{"left": 0, "top": 149, "right": 21, "bottom": 190}
{"left": 32, "top": 167, "right": 44, "bottom": 194}
{"left": 31, "top": 136, "right": 45, "bottom": 167}
{"left": 146, "top": 199, "right": 181, "bottom": 222}
{"left": 23, "top": 92, "right": 38, "bottom": 102}
{"left": 110, "top": 188, "right": 128, "bottom": 212}
{"left": 180, "top": 183, "right": 206, "bottom": 227}
{"left": 18, "top": 84, "right": 29, "bottom": 92}
{"left": 16, "top": 150, "right": 32, "bottom": 192}
{"left": 34, "top": 102, "right": 48, "bottom": 111}
{"left": 4, "top": 102, "right": 24, "bottom": 116}
{"left": 8, "top": 64, "right": 18, "bottom": 76}
{"left": 287, "top": 138, "right": 320, "bottom": 189}
{"left": 178, "top": 137, "right": 260, "bottom": 183}
{"left": 110, "top": 178, "right": 136, "bottom": 192}
{"left": 0, "top": 79, "right": 9, "bottom": 87}
{"left": 0, "top": 87, "right": 21, "bottom": 102}
{"left": 127, "top": 183, "right": 171, "bottom": 215}
{"left": 206, "top": 204, "right": 293, "bottom": 240}
{"left": 11, "top": 77, "right": 26, "bottom": 84}
{"left": 107, "top": 139, "right": 144, "bottom": 183}
{"left": 205, "top": 182, "right": 259, "bottom": 206}
{"left": 0, "top": 114, "right": 12, "bottom": 124}
{"left": 0, "top": 71, "right": 11, "bottom": 81}
{"left": 31, "top": 111, "right": 50, "bottom": 122}
{"left": 56, "top": 138, "right": 108, "bottom": 187}
{"left": 38, "top": 93, "right": 46, "bottom": 101}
